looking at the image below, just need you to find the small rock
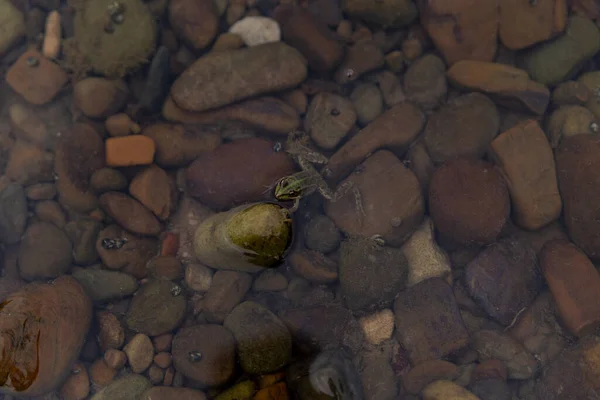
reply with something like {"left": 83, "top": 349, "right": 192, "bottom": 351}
{"left": 60, "top": 362, "right": 90, "bottom": 400}
{"left": 229, "top": 16, "right": 280, "bottom": 46}
{"left": 555, "top": 134, "right": 600, "bottom": 260}
{"left": 465, "top": 238, "right": 543, "bottom": 326}
{"left": 520, "top": 16, "right": 600, "bottom": 85}
{"left": 147, "top": 365, "right": 164, "bottom": 384}
{"left": 154, "top": 352, "right": 172, "bottom": 369}
{"left": 153, "top": 334, "right": 173, "bottom": 353}
{"left": 273, "top": 4, "right": 343, "bottom": 71}
{"left": 447, "top": 60, "right": 550, "bottom": 115}
{"left": 171, "top": 324, "right": 235, "bottom": 386}
{"left": 469, "top": 378, "right": 512, "bottom": 400}
{"left": 73, "top": 78, "right": 129, "bottom": 118}
{"left": 552, "top": 80, "right": 591, "bottom": 106}
{"left": 305, "top": 92, "right": 356, "bottom": 150}
{"left": 472, "top": 330, "right": 538, "bottom": 379}
{"left": 99, "top": 192, "right": 161, "bottom": 236}
{"left": 403, "top": 360, "right": 460, "bottom": 395}
{"left": 289, "top": 250, "right": 338, "bottom": 284}
{"left": 184, "top": 263, "right": 213, "bottom": 292}
{"left": 90, "top": 374, "right": 151, "bottom": 400}
{"left": 404, "top": 54, "right": 447, "bottom": 110}
{"left": 385, "top": 50, "right": 405, "bottom": 73}
{"left": 25, "top": 182, "right": 56, "bottom": 200}
{"left": 54, "top": 123, "right": 105, "bottom": 213}
{"left": 72, "top": 268, "right": 138, "bottom": 302}
{"left": 350, "top": 83, "right": 383, "bottom": 126}
{"left": 472, "top": 359, "right": 508, "bottom": 382}
{"left": 186, "top": 137, "right": 295, "bottom": 210}
{"left": 97, "top": 311, "right": 125, "bottom": 351}
{"left": 90, "top": 168, "right": 128, "bottom": 193}
{"left": 123, "top": 333, "right": 154, "bottom": 374}
{"left": 5, "top": 49, "right": 67, "bottom": 105}
{"left": 360, "top": 344, "right": 398, "bottom": 400}
{"left": 420, "top": 0, "right": 498, "bottom": 65}
{"left": 370, "top": 70, "right": 406, "bottom": 107}
{"left": 546, "top": 105, "right": 598, "bottom": 148}
{"left": 0, "top": 183, "right": 27, "bottom": 244}
{"left": 394, "top": 278, "right": 469, "bottom": 364}
{"left": 499, "top": 0, "right": 567, "bottom": 49}
{"left": 326, "top": 150, "right": 425, "bottom": 246}
{"left": 0, "top": 0, "right": 25, "bottom": 56}
{"left": 211, "top": 32, "right": 244, "bottom": 52}
{"left": 129, "top": 165, "right": 177, "bottom": 221}
{"left": 168, "top": 0, "right": 219, "bottom": 51}
{"left": 142, "top": 123, "right": 222, "bottom": 168}
{"left": 105, "top": 113, "right": 137, "bottom": 137}
{"left": 578, "top": 71, "right": 600, "bottom": 120}
{"left": 358, "top": 309, "right": 395, "bottom": 345}
{"left": 8, "top": 103, "right": 50, "bottom": 148}
{"left": 89, "top": 359, "right": 116, "bottom": 387}
{"left": 105, "top": 135, "right": 156, "bottom": 167}
{"left": 401, "top": 217, "right": 451, "bottom": 287}
{"left": 5, "top": 139, "right": 54, "bottom": 185}
{"left": 405, "top": 140, "right": 435, "bottom": 196}
{"left": 540, "top": 239, "right": 600, "bottom": 336}
{"left": 126, "top": 279, "right": 187, "bottom": 336}
{"left": 422, "top": 380, "right": 479, "bottom": 400}
{"left": 339, "top": 236, "right": 408, "bottom": 311}
{"left": 342, "top": 0, "right": 417, "bottom": 28}
{"left": 143, "top": 387, "right": 207, "bottom": 400}
{"left": 252, "top": 269, "right": 288, "bottom": 292}
{"left": 334, "top": 41, "right": 384, "bottom": 84}
{"left": 104, "top": 349, "right": 128, "bottom": 370}
{"left": 303, "top": 214, "right": 341, "bottom": 253}
{"left": 423, "top": 92, "right": 499, "bottom": 163}
{"left": 138, "top": 46, "right": 171, "bottom": 114}
{"left": 18, "top": 221, "right": 72, "bottom": 281}
{"left": 224, "top": 301, "right": 292, "bottom": 374}
{"left": 148, "top": 255, "right": 183, "bottom": 280}
{"left": 201, "top": 270, "right": 252, "bottom": 323}
{"left": 171, "top": 42, "right": 307, "bottom": 112}
{"left": 34, "top": 199, "right": 66, "bottom": 228}
{"left": 490, "top": 120, "right": 561, "bottom": 229}
{"left": 428, "top": 158, "right": 510, "bottom": 247}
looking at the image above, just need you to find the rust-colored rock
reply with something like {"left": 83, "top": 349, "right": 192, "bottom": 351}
{"left": 0, "top": 276, "right": 91, "bottom": 397}
{"left": 105, "top": 135, "right": 155, "bottom": 167}
{"left": 447, "top": 60, "right": 550, "bottom": 115}
{"left": 489, "top": 120, "right": 561, "bottom": 230}
{"left": 5, "top": 50, "right": 68, "bottom": 105}
{"left": 540, "top": 239, "right": 600, "bottom": 336}
{"left": 99, "top": 192, "right": 162, "bottom": 236}
{"left": 499, "top": 0, "right": 567, "bottom": 49}
{"left": 168, "top": 0, "right": 219, "bottom": 51}
{"left": 419, "top": 0, "right": 499, "bottom": 65}
{"left": 129, "top": 165, "right": 177, "bottom": 221}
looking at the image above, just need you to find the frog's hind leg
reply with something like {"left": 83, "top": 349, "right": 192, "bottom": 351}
{"left": 319, "top": 180, "right": 366, "bottom": 226}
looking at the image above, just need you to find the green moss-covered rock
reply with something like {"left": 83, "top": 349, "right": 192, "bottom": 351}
{"left": 224, "top": 301, "right": 292, "bottom": 374}
{"left": 65, "top": 0, "right": 157, "bottom": 78}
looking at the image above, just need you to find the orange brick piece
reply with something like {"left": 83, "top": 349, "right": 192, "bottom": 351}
{"left": 105, "top": 135, "right": 155, "bottom": 167}
{"left": 540, "top": 239, "right": 600, "bottom": 336}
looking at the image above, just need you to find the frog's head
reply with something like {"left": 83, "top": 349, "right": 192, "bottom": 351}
{"left": 274, "top": 175, "right": 304, "bottom": 201}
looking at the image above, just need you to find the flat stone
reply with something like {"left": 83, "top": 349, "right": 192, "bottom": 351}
{"left": 129, "top": 165, "right": 177, "bottom": 221}
{"left": 99, "top": 192, "right": 161, "bottom": 236}
{"left": 105, "top": 135, "right": 155, "bottom": 167}
{"left": 71, "top": 268, "right": 138, "bottom": 303}
{"left": 201, "top": 270, "right": 252, "bottom": 323}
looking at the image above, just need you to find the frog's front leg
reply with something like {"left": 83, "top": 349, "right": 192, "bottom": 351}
{"left": 318, "top": 180, "right": 366, "bottom": 225}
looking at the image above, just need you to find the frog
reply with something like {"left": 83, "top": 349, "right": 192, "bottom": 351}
{"left": 309, "top": 348, "right": 365, "bottom": 400}
{"left": 273, "top": 131, "right": 366, "bottom": 225}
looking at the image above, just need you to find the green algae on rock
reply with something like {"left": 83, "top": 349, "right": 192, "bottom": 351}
{"left": 64, "top": 0, "right": 157, "bottom": 78}
{"left": 194, "top": 202, "right": 293, "bottom": 273}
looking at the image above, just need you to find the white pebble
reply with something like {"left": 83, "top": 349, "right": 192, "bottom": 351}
{"left": 185, "top": 263, "right": 213, "bottom": 292}
{"left": 359, "top": 309, "right": 395, "bottom": 345}
{"left": 229, "top": 16, "right": 280, "bottom": 47}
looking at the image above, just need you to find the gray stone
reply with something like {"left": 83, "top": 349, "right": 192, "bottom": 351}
{"left": 72, "top": 268, "right": 138, "bottom": 302}
{"left": 0, "top": 183, "right": 27, "bottom": 245}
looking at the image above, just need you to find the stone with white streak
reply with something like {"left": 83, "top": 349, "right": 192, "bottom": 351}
{"left": 229, "top": 16, "right": 280, "bottom": 47}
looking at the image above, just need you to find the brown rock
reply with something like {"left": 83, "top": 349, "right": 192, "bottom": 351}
{"left": 105, "top": 113, "right": 138, "bottom": 137}
{"left": 97, "top": 311, "right": 125, "bottom": 351}
{"left": 105, "top": 135, "right": 155, "bottom": 167}
{"left": 148, "top": 255, "right": 183, "bottom": 280}
{"left": 419, "top": 0, "right": 499, "bottom": 65}
{"left": 171, "top": 42, "right": 307, "bottom": 112}
{"left": 325, "top": 150, "right": 424, "bottom": 247}
{"left": 334, "top": 41, "right": 384, "bottom": 84}
{"left": 394, "top": 278, "right": 469, "bottom": 364}
{"left": 99, "top": 192, "right": 161, "bottom": 236}
{"left": 147, "top": 364, "right": 164, "bottom": 384}
{"left": 552, "top": 80, "right": 591, "bottom": 106}
{"left": 124, "top": 333, "right": 154, "bottom": 374}
{"left": 90, "top": 168, "right": 128, "bottom": 193}
{"left": 89, "top": 359, "right": 116, "bottom": 387}
{"left": 540, "top": 239, "right": 600, "bottom": 336}
{"left": 326, "top": 102, "right": 425, "bottom": 182}
{"left": 201, "top": 270, "right": 252, "bottom": 323}
{"left": 8, "top": 103, "right": 49, "bottom": 148}
{"left": 60, "top": 362, "right": 90, "bottom": 400}
{"left": 423, "top": 92, "right": 499, "bottom": 164}
{"left": 171, "top": 324, "right": 235, "bottom": 387}
{"left": 153, "top": 334, "right": 173, "bottom": 352}
{"left": 35, "top": 200, "right": 66, "bottom": 228}
{"left": 403, "top": 360, "right": 460, "bottom": 395}
{"left": 0, "top": 276, "right": 91, "bottom": 397}
{"left": 289, "top": 250, "right": 338, "bottom": 284}
{"left": 499, "top": 0, "right": 567, "bottom": 49}
{"left": 154, "top": 352, "right": 172, "bottom": 369}
{"left": 54, "top": 123, "right": 105, "bottom": 212}
{"left": 472, "top": 330, "right": 538, "bottom": 379}
{"left": 25, "top": 183, "right": 57, "bottom": 200}
{"left": 404, "top": 54, "right": 447, "bottom": 110}
{"left": 163, "top": 96, "right": 300, "bottom": 135}
{"left": 489, "top": 120, "right": 561, "bottom": 230}
{"left": 211, "top": 33, "right": 244, "bottom": 52}
{"left": 185, "top": 137, "right": 295, "bottom": 210}
{"left": 273, "top": 4, "right": 343, "bottom": 71}
{"left": 350, "top": 83, "right": 383, "bottom": 126}
{"left": 142, "top": 122, "right": 222, "bottom": 168}
{"left": 168, "top": 0, "right": 219, "bottom": 51}
{"left": 555, "top": 134, "right": 600, "bottom": 260}
{"left": 18, "top": 221, "right": 72, "bottom": 281}
{"left": 129, "top": 165, "right": 177, "bottom": 221}
{"left": 5, "top": 139, "right": 54, "bottom": 185}
{"left": 428, "top": 158, "right": 510, "bottom": 247}
{"left": 405, "top": 140, "right": 435, "bottom": 195}
{"left": 73, "top": 78, "right": 129, "bottom": 118}
{"left": 5, "top": 49, "right": 68, "bottom": 105}
{"left": 143, "top": 387, "right": 207, "bottom": 400}
{"left": 447, "top": 60, "right": 550, "bottom": 115}
{"left": 304, "top": 92, "right": 356, "bottom": 150}
{"left": 104, "top": 349, "right": 127, "bottom": 370}
{"left": 546, "top": 105, "right": 598, "bottom": 148}
{"left": 472, "top": 359, "right": 508, "bottom": 382}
